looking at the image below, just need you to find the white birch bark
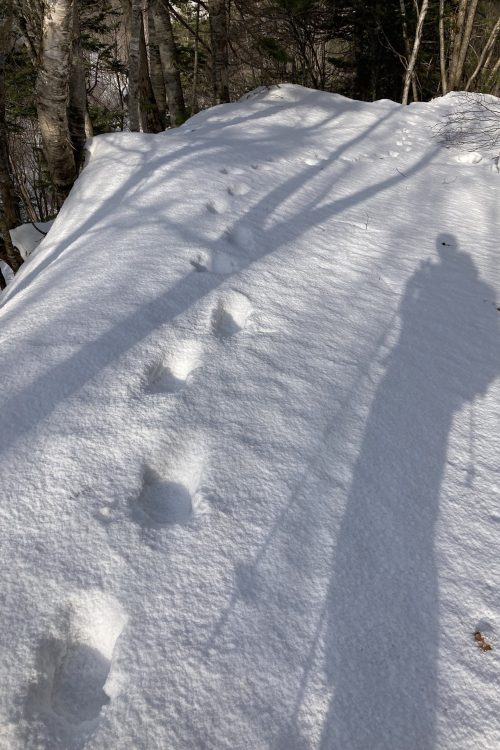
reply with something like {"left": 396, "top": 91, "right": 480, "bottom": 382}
{"left": 35, "top": 0, "right": 77, "bottom": 205}
{"left": 402, "top": 0, "right": 429, "bottom": 105}
{"left": 151, "top": 0, "right": 186, "bottom": 127}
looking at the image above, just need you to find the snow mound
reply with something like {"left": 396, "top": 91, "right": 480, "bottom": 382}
{"left": 1, "top": 85, "right": 499, "bottom": 749}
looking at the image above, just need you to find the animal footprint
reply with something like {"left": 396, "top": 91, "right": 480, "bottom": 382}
{"left": 133, "top": 462, "right": 208, "bottom": 527}
{"left": 304, "top": 154, "right": 327, "bottom": 167}
{"left": 190, "top": 251, "right": 241, "bottom": 275}
{"left": 227, "top": 183, "right": 250, "bottom": 197}
{"left": 225, "top": 225, "right": 255, "bottom": 252}
{"left": 29, "top": 592, "right": 127, "bottom": 726}
{"left": 212, "top": 291, "right": 253, "bottom": 338}
{"left": 147, "top": 340, "right": 202, "bottom": 394}
{"left": 206, "top": 196, "right": 230, "bottom": 214}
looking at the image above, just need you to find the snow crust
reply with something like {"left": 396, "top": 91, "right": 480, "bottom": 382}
{"left": 0, "top": 84, "right": 499, "bottom": 749}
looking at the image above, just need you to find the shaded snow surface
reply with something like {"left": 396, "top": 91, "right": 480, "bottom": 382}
{"left": 1, "top": 85, "right": 499, "bottom": 749}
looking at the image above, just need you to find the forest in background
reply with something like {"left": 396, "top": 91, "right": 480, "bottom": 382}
{"left": 0, "top": 0, "right": 499, "bottom": 283}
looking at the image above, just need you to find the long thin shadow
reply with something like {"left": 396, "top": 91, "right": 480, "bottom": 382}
{"left": 319, "top": 235, "right": 500, "bottom": 749}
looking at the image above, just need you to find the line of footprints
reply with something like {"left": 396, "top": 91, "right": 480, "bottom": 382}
{"left": 133, "top": 167, "right": 258, "bottom": 529}
{"left": 137, "top": 316, "right": 253, "bottom": 527}
{"left": 27, "top": 168, "right": 260, "bottom": 740}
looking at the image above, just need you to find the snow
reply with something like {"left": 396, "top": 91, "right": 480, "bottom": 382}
{"left": 0, "top": 85, "right": 499, "bottom": 749}
{"left": 10, "top": 221, "right": 54, "bottom": 260}
{"left": 0, "top": 220, "right": 53, "bottom": 286}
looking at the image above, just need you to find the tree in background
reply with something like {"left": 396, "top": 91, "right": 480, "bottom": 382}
{"left": 0, "top": 0, "right": 24, "bottom": 279}
{"left": 150, "top": 0, "right": 186, "bottom": 126}
{"left": 33, "top": 0, "right": 86, "bottom": 205}
{"left": 0, "top": 0, "right": 497, "bottom": 235}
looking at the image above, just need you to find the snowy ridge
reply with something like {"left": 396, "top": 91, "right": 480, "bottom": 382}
{"left": 0, "top": 85, "right": 499, "bottom": 749}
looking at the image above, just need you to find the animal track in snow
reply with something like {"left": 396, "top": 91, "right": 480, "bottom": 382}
{"left": 29, "top": 592, "right": 127, "bottom": 726}
{"left": 304, "top": 154, "right": 327, "bottom": 167}
{"left": 190, "top": 251, "right": 241, "bottom": 274}
{"left": 395, "top": 128, "right": 412, "bottom": 151}
{"left": 227, "top": 182, "right": 250, "bottom": 197}
{"left": 147, "top": 340, "right": 202, "bottom": 393}
{"left": 455, "top": 151, "right": 483, "bottom": 165}
{"left": 134, "top": 464, "right": 208, "bottom": 526}
{"left": 212, "top": 291, "right": 253, "bottom": 338}
{"left": 225, "top": 225, "right": 255, "bottom": 252}
{"left": 206, "top": 196, "right": 230, "bottom": 214}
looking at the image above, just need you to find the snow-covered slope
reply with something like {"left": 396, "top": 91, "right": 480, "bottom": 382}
{"left": 1, "top": 85, "right": 499, "bottom": 749}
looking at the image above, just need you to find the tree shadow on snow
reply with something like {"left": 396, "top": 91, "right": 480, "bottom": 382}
{"left": 0, "top": 102, "right": 413, "bottom": 459}
{"left": 319, "top": 234, "right": 500, "bottom": 750}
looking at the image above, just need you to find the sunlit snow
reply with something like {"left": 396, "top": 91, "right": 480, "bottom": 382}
{"left": 0, "top": 85, "right": 499, "bottom": 749}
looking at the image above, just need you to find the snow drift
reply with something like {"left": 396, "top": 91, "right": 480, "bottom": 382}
{"left": 0, "top": 85, "right": 499, "bottom": 749}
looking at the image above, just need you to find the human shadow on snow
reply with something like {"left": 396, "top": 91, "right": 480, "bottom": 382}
{"left": 319, "top": 234, "right": 500, "bottom": 750}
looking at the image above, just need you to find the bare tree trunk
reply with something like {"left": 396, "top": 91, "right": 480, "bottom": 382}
{"left": 0, "top": 211, "right": 22, "bottom": 272}
{"left": 439, "top": 0, "right": 447, "bottom": 94}
{"left": 449, "top": 0, "right": 468, "bottom": 87}
{"left": 454, "top": 0, "right": 479, "bottom": 88}
{"left": 68, "top": 0, "right": 87, "bottom": 172}
{"left": 465, "top": 13, "right": 500, "bottom": 91}
{"left": 486, "top": 56, "right": 500, "bottom": 95}
{"left": 449, "top": 0, "right": 479, "bottom": 89}
{"left": 128, "top": 0, "right": 141, "bottom": 131}
{"left": 85, "top": 108, "right": 94, "bottom": 137}
{"left": 399, "top": 0, "right": 418, "bottom": 102}
{"left": 14, "top": 171, "right": 38, "bottom": 222}
{"left": 0, "top": 0, "right": 21, "bottom": 228}
{"left": 151, "top": 0, "right": 186, "bottom": 127}
{"left": 147, "top": 2, "right": 167, "bottom": 128}
{"left": 0, "top": 0, "right": 23, "bottom": 272}
{"left": 139, "top": 11, "right": 163, "bottom": 132}
{"left": 208, "top": 0, "right": 230, "bottom": 104}
{"left": 36, "top": 0, "right": 77, "bottom": 205}
{"left": 402, "top": 0, "right": 429, "bottom": 105}
{"left": 191, "top": 0, "right": 200, "bottom": 114}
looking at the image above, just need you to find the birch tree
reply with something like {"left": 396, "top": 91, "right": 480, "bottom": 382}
{"left": 402, "top": 0, "right": 429, "bottom": 105}
{"left": 448, "top": 0, "right": 480, "bottom": 90}
{"left": 465, "top": 13, "right": 500, "bottom": 91}
{"left": 35, "top": 0, "right": 81, "bottom": 205}
{"left": 151, "top": 0, "right": 186, "bottom": 126}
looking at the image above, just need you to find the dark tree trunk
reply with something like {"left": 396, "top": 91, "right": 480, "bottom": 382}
{"left": 139, "top": 11, "right": 163, "bottom": 132}
{"left": 208, "top": 0, "right": 230, "bottom": 104}
{"left": 128, "top": 0, "right": 141, "bottom": 131}
{"left": 0, "top": 0, "right": 23, "bottom": 272}
{"left": 0, "top": 0, "right": 21, "bottom": 228}
{"left": 147, "top": 3, "right": 167, "bottom": 129}
{"left": 68, "top": 0, "right": 87, "bottom": 173}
